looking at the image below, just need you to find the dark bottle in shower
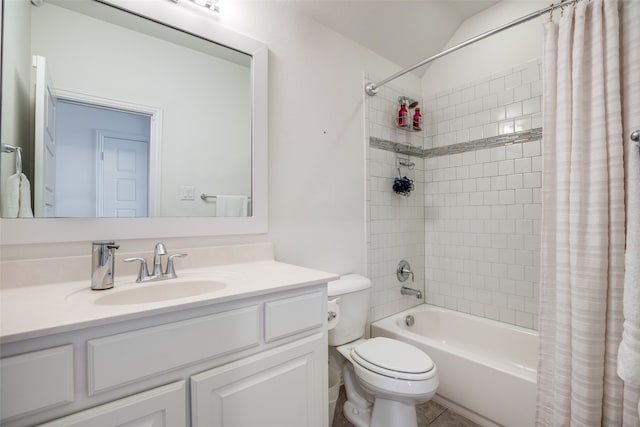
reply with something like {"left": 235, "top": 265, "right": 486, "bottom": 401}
{"left": 412, "top": 107, "right": 422, "bottom": 131}
{"left": 398, "top": 101, "right": 408, "bottom": 127}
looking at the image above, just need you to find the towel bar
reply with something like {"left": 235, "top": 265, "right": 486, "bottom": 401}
{"left": 1, "top": 143, "right": 23, "bottom": 174}
{"left": 200, "top": 194, "right": 252, "bottom": 201}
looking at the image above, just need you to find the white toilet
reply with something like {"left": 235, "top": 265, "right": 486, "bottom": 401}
{"left": 328, "top": 274, "right": 438, "bottom": 427}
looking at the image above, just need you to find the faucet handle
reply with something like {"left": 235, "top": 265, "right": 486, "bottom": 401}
{"left": 165, "top": 253, "right": 188, "bottom": 278}
{"left": 397, "top": 260, "right": 414, "bottom": 282}
{"left": 124, "top": 257, "right": 150, "bottom": 283}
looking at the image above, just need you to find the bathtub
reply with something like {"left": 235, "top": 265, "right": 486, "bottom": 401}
{"left": 372, "top": 305, "right": 538, "bottom": 427}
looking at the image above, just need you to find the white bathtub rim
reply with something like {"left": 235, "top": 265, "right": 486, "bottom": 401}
{"left": 373, "top": 319, "right": 536, "bottom": 384}
{"left": 372, "top": 305, "right": 538, "bottom": 383}
{"left": 394, "top": 304, "right": 538, "bottom": 337}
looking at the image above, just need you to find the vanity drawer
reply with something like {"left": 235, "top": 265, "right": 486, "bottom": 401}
{"left": 264, "top": 291, "right": 325, "bottom": 342}
{"left": 88, "top": 305, "right": 260, "bottom": 394}
{"left": 0, "top": 345, "right": 74, "bottom": 420}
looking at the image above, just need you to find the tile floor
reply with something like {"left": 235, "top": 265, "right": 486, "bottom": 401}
{"left": 331, "top": 386, "right": 481, "bottom": 427}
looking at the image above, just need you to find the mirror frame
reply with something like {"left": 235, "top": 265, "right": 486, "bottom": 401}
{"left": 0, "top": 0, "right": 268, "bottom": 245}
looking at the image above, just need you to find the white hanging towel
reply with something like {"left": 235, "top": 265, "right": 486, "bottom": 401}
{"left": 2, "top": 173, "right": 20, "bottom": 218}
{"left": 617, "top": 141, "right": 640, "bottom": 385}
{"left": 2, "top": 173, "right": 35, "bottom": 218}
{"left": 18, "top": 173, "right": 34, "bottom": 218}
{"left": 215, "top": 195, "right": 248, "bottom": 217}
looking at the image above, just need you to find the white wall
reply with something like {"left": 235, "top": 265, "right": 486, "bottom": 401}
{"left": 1, "top": 0, "right": 421, "bottom": 277}
{"left": 0, "top": 0, "right": 31, "bottom": 204}
{"left": 422, "top": 0, "right": 548, "bottom": 96}
{"left": 205, "top": 1, "right": 421, "bottom": 273}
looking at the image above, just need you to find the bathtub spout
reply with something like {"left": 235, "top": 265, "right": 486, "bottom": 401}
{"left": 401, "top": 286, "right": 422, "bottom": 299}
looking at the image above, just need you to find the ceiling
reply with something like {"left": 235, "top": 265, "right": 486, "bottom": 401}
{"left": 288, "top": 0, "right": 500, "bottom": 77}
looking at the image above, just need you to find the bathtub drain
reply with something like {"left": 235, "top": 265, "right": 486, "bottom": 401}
{"left": 405, "top": 315, "right": 414, "bottom": 327}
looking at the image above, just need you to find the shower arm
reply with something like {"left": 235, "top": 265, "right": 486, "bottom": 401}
{"left": 365, "top": 0, "right": 580, "bottom": 96}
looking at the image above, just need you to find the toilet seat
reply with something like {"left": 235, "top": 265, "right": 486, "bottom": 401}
{"left": 351, "top": 337, "right": 435, "bottom": 381}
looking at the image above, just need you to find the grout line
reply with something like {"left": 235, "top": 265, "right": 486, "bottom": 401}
{"left": 428, "top": 408, "right": 449, "bottom": 426}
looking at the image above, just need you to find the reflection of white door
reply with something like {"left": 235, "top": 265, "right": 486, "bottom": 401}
{"left": 97, "top": 132, "right": 149, "bottom": 217}
{"left": 33, "top": 55, "right": 57, "bottom": 217}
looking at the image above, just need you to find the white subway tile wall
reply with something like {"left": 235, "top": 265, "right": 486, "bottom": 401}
{"left": 422, "top": 61, "right": 542, "bottom": 329}
{"left": 364, "top": 60, "right": 542, "bottom": 329}
{"left": 424, "top": 142, "right": 541, "bottom": 329}
{"left": 424, "top": 60, "right": 542, "bottom": 150}
{"left": 365, "top": 74, "right": 425, "bottom": 322}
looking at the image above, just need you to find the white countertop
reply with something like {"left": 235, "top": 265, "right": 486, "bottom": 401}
{"left": 0, "top": 260, "right": 338, "bottom": 344}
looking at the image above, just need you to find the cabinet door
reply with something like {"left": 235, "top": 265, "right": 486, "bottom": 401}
{"left": 191, "top": 333, "right": 326, "bottom": 427}
{"left": 38, "top": 381, "right": 186, "bottom": 427}
{"left": 0, "top": 345, "right": 74, "bottom": 421}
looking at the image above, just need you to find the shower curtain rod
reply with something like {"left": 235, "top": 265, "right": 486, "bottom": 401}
{"left": 365, "top": 0, "right": 578, "bottom": 96}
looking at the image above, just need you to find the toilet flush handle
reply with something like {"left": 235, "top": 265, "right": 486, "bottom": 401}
{"left": 328, "top": 297, "right": 340, "bottom": 321}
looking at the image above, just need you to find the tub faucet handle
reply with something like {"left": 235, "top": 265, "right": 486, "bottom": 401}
{"left": 397, "top": 260, "right": 414, "bottom": 282}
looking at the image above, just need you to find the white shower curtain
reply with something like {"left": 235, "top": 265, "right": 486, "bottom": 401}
{"left": 536, "top": 0, "right": 640, "bottom": 426}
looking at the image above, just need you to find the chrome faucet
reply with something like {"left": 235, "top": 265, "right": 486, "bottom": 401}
{"left": 152, "top": 242, "right": 167, "bottom": 277}
{"left": 401, "top": 286, "right": 423, "bottom": 299}
{"left": 91, "top": 241, "right": 120, "bottom": 290}
{"left": 397, "top": 260, "right": 421, "bottom": 299}
{"left": 124, "top": 242, "right": 187, "bottom": 283}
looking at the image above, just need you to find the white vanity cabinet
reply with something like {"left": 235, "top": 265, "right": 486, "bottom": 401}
{"left": 38, "top": 381, "right": 187, "bottom": 427}
{"left": 191, "top": 333, "right": 324, "bottom": 427}
{"left": 0, "top": 285, "right": 328, "bottom": 427}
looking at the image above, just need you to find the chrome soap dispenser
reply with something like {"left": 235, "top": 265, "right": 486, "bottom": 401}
{"left": 91, "top": 241, "right": 120, "bottom": 290}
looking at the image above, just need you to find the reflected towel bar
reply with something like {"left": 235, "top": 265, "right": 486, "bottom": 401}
{"left": 1, "top": 143, "right": 23, "bottom": 174}
{"left": 200, "top": 194, "right": 251, "bottom": 201}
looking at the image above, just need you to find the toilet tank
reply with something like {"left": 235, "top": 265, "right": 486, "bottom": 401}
{"left": 328, "top": 274, "right": 371, "bottom": 346}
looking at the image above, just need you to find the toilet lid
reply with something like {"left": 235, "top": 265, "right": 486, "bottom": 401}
{"left": 351, "top": 337, "right": 435, "bottom": 380}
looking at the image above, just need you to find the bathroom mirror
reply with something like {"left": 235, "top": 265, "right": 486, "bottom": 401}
{"left": 0, "top": 0, "right": 268, "bottom": 243}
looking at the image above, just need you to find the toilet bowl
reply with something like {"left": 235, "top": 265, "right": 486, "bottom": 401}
{"left": 350, "top": 337, "right": 437, "bottom": 401}
{"left": 328, "top": 275, "right": 438, "bottom": 427}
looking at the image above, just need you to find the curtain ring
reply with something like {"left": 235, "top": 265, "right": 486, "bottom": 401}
{"left": 549, "top": 3, "right": 555, "bottom": 21}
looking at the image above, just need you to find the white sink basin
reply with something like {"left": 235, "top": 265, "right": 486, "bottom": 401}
{"left": 93, "top": 280, "right": 226, "bottom": 305}
{"left": 66, "top": 278, "right": 227, "bottom": 306}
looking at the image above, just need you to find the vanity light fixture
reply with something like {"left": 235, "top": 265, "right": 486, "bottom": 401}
{"left": 169, "top": 0, "right": 220, "bottom": 13}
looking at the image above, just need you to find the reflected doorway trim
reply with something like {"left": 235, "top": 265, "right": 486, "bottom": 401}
{"left": 54, "top": 89, "right": 162, "bottom": 216}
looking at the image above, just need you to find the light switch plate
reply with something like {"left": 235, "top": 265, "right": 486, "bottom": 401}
{"left": 180, "top": 186, "right": 195, "bottom": 200}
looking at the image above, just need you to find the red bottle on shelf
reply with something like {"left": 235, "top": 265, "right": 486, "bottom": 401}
{"left": 412, "top": 107, "right": 422, "bottom": 131}
{"left": 398, "top": 102, "right": 408, "bottom": 127}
